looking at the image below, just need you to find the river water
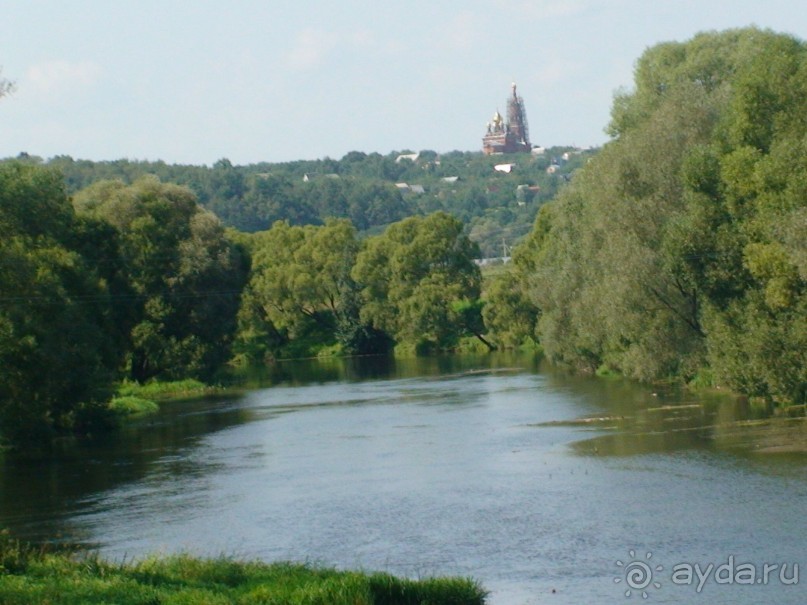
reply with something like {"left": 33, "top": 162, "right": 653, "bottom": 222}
{"left": 1, "top": 354, "right": 805, "bottom": 604}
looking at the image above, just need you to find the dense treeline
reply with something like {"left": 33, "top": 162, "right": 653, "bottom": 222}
{"left": 8, "top": 146, "right": 591, "bottom": 257}
{"left": 491, "top": 28, "right": 806, "bottom": 407}
{"left": 3, "top": 27, "right": 805, "bottom": 447}
{"left": 0, "top": 161, "right": 487, "bottom": 446}
{"left": 0, "top": 167, "right": 249, "bottom": 444}
{"left": 1, "top": 164, "right": 121, "bottom": 443}
{"left": 236, "top": 212, "right": 487, "bottom": 361}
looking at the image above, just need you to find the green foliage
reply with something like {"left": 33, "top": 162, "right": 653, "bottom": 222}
{"left": 353, "top": 212, "right": 486, "bottom": 351}
{"left": 482, "top": 268, "right": 539, "bottom": 349}
{"left": 18, "top": 145, "right": 591, "bottom": 262}
{"left": 235, "top": 211, "right": 489, "bottom": 358}
{"left": 109, "top": 396, "right": 159, "bottom": 417}
{"left": 238, "top": 219, "right": 374, "bottom": 360}
{"left": 0, "top": 538, "right": 487, "bottom": 605}
{"left": 0, "top": 163, "right": 120, "bottom": 445}
{"left": 116, "top": 379, "right": 212, "bottom": 401}
{"left": 366, "top": 572, "right": 487, "bottom": 605}
{"left": 507, "top": 27, "right": 806, "bottom": 406}
{"left": 74, "top": 176, "right": 249, "bottom": 382}
{"left": 0, "top": 166, "right": 252, "bottom": 446}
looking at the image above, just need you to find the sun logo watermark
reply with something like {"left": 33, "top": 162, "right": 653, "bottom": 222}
{"left": 613, "top": 550, "right": 799, "bottom": 599}
{"left": 614, "top": 550, "right": 663, "bottom": 599}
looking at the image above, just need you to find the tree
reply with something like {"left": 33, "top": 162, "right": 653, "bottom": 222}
{"left": 352, "top": 212, "right": 486, "bottom": 350}
{"left": 238, "top": 219, "right": 383, "bottom": 359}
{"left": 0, "top": 163, "right": 120, "bottom": 445}
{"left": 73, "top": 176, "right": 248, "bottom": 382}
{"left": 508, "top": 27, "right": 806, "bottom": 405}
{"left": 482, "top": 269, "right": 539, "bottom": 349}
{"left": 252, "top": 219, "right": 357, "bottom": 327}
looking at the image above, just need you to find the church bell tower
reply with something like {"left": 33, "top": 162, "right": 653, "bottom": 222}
{"left": 483, "top": 82, "right": 531, "bottom": 154}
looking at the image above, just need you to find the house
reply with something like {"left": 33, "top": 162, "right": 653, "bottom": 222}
{"left": 303, "top": 173, "right": 340, "bottom": 182}
{"left": 395, "top": 183, "right": 426, "bottom": 194}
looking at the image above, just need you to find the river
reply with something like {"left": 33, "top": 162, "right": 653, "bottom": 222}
{"left": 1, "top": 354, "right": 805, "bottom": 604}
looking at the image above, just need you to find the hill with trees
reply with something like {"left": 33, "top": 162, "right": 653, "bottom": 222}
{"left": 9, "top": 146, "right": 592, "bottom": 257}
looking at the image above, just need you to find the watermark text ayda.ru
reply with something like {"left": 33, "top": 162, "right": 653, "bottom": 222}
{"left": 671, "top": 555, "right": 799, "bottom": 593}
{"left": 615, "top": 550, "right": 799, "bottom": 598}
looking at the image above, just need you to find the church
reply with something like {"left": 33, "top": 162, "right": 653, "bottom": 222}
{"left": 482, "top": 83, "right": 531, "bottom": 154}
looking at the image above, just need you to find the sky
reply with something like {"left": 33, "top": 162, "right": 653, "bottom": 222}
{"left": 2, "top": 1, "right": 807, "bottom": 166}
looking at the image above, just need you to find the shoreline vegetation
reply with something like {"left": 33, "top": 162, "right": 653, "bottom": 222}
{"left": 1, "top": 27, "right": 805, "bottom": 450}
{"left": 0, "top": 535, "right": 487, "bottom": 605}
{"left": 109, "top": 379, "right": 234, "bottom": 421}
{"left": 105, "top": 355, "right": 807, "bottom": 456}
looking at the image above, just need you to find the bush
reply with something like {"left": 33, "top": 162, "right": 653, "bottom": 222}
{"left": 109, "top": 396, "right": 159, "bottom": 417}
{"left": 117, "top": 379, "right": 210, "bottom": 401}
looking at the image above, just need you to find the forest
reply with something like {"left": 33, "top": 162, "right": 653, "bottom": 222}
{"left": 19, "top": 145, "right": 591, "bottom": 257}
{"left": 490, "top": 27, "right": 806, "bottom": 410}
{"left": 0, "top": 164, "right": 506, "bottom": 446}
{"left": 1, "top": 27, "right": 805, "bottom": 449}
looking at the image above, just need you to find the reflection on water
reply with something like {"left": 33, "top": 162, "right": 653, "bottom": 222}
{"left": 228, "top": 353, "right": 543, "bottom": 387}
{"left": 552, "top": 384, "right": 807, "bottom": 459}
{"left": 0, "top": 394, "right": 254, "bottom": 542}
{"left": 1, "top": 353, "right": 805, "bottom": 605}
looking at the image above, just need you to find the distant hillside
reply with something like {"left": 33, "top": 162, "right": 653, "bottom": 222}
{"left": 5, "top": 147, "right": 595, "bottom": 257}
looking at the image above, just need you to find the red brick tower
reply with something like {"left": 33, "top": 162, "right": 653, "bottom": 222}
{"left": 483, "top": 83, "right": 531, "bottom": 155}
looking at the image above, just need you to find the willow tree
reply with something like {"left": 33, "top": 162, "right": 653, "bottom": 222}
{"left": 73, "top": 176, "right": 248, "bottom": 382}
{"left": 236, "top": 218, "right": 395, "bottom": 359}
{"left": 513, "top": 28, "right": 806, "bottom": 404}
{"left": 352, "top": 212, "right": 488, "bottom": 351}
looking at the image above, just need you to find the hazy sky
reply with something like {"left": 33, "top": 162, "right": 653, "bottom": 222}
{"left": 2, "top": 1, "right": 807, "bottom": 165}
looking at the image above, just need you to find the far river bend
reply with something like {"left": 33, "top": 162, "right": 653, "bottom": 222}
{"left": 1, "top": 354, "right": 805, "bottom": 604}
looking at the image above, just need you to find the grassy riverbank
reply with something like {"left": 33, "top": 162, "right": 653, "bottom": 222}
{"left": 116, "top": 379, "right": 223, "bottom": 401}
{"left": 109, "top": 379, "right": 232, "bottom": 420}
{"left": 0, "top": 536, "right": 486, "bottom": 605}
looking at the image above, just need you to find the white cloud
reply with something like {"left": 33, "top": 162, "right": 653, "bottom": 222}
{"left": 26, "top": 59, "right": 101, "bottom": 95}
{"left": 283, "top": 28, "right": 340, "bottom": 71}
{"left": 535, "top": 55, "right": 582, "bottom": 86}
{"left": 492, "top": 0, "right": 590, "bottom": 20}
{"left": 282, "top": 27, "right": 397, "bottom": 72}
{"left": 444, "top": 11, "right": 483, "bottom": 51}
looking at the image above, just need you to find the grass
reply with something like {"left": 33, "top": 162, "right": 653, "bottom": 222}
{"left": 108, "top": 379, "right": 231, "bottom": 423}
{"left": 117, "top": 379, "right": 216, "bottom": 401}
{"left": 108, "top": 396, "right": 160, "bottom": 417}
{"left": 0, "top": 535, "right": 487, "bottom": 605}
{"left": 594, "top": 364, "right": 621, "bottom": 379}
